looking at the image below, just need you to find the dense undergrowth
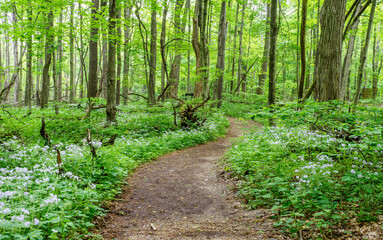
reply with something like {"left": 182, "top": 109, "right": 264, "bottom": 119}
{"left": 226, "top": 100, "right": 383, "bottom": 238}
{"left": 0, "top": 102, "right": 229, "bottom": 239}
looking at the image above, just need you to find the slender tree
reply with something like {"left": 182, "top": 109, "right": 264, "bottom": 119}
{"left": 297, "top": 0, "right": 307, "bottom": 100}
{"left": 106, "top": 0, "right": 117, "bottom": 122}
{"left": 148, "top": 0, "right": 157, "bottom": 105}
{"left": 88, "top": 0, "right": 100, "bottom": 98}
{"left": 256, "top": 3, "right": 270, "bottom": 95}
{"left": 268, "top": 0, "right": 278, "bottom": 107}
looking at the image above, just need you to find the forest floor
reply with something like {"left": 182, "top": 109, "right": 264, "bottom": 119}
{"left": 94, "top": 117, "right": 286, "bottom": 240}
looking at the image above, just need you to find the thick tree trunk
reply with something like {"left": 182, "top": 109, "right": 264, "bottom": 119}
{"left": 41, "top": 8, "right": 53, "bottom": 109}
{"left": 353, "top": 0, "right": 376, "bottom": 106}
{"left": 192, "top": 0, "right": 202, "bottom": 98}
{"left": 214, "top": 0, "right": 227, "bottom": 108}
{"left": 88, "top": 0, "right": 99, "bottom": 98}
{"left": 106, "top": 0, "right": 117, "bottom": 122}
{"left": 69, "top": 4, "right": 75, "bottom": 103}
{"left": 268, "top": 0, "right": 278, "bottom": 107}
{"left": 314, "top": 0, "right": 346, "bottom": 102}
{"left": 25, "top": 7, "right": 33, "bottom": 108}
{"left": 256, "top": 3, "right": 270, "bottom": 95}
{"left": 199, "top": 0, "right": 210, "bottom": 99}
{"left": 148, "top": 3, "right": 157, "bottom": 106}
{"left": 340, "top": 1, "right": 361, "bottom": 100}
{"left": 297, "top": 0, "right": 307, "bottom": 100}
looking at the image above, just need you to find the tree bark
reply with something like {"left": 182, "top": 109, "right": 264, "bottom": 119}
{"left": 148, "top": 2, "right": 157, "bottom": 106}
{"left": 41, "top": 6, "right": 53, "bottom": 109}
{"left": 106, "top": 0, "right": 117, "bottom": 122}
{"left": 230, "top": 2, "right": 240, "bottom": 93}
{"left": 160, "top": 2, "right": 168, "bottom": 100}
{"left": 123, "top": 2, "right": 132, "bottom": 105}
{"left": 353, "top": 0, "right": 376, "bottom": 106}
{"left": 25, "top": 6, "right": 33, "bottom": 109}
{"left": 214, "top": 0, "right": 227, "bottom": 108}
{"left": 88, "top": 0, "right": 99, "bottom": 98}
{"left": 79, "top": 3, "right": 84, "bottom": 99}
{"left": 69, "top": 4, "right": 75, "bottom": 103}
{"left": 314, "top": 0, "right": 346, "bottom": 102}
{"left": 297, "top": 0, "right": 307, "bottom": 100}
{"left": 116, "top": 6, "right": 122, "bottom": 105}
{"left": 268, "top": 0, "right": 278, "bottom": 107}
{"left": 256, "top": 3, "right": 270, "bottom": 95}
{"left": 12, "top": 6, "right": 19, "bottom": 106}
{"left": 236, "top": 1, "right": 246, "bottom": 93}
{"left": 58, "top": 14, "right": 63, "bottom": 101}
{"left": 372, "top": 26, "right": 381, "bottom": 99}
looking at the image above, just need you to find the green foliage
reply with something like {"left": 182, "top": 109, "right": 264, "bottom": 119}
{"left": 0, "top": 103, "right": 229, "bottom": 239}
{"left": 226, "top": 101, "right": 383, "bottom": 237}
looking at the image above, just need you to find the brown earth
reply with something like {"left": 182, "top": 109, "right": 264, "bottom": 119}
{"left": 95, "top": 117, "right": 287, "bottom": 240}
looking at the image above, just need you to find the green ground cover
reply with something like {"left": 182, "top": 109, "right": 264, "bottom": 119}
{"left": 0, "top": 103, "right": 229, "bottom": 239}
{"left": 226, "top": 101, "right": 383, "bottom": 238}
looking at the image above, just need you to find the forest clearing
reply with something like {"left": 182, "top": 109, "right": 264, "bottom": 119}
{"left": 0, "top": 0, "right": 383, "bottom": 239}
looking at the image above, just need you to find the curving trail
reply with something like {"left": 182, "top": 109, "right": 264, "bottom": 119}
{"left": 96, "top": 117, "right": 285, "bottom": 240}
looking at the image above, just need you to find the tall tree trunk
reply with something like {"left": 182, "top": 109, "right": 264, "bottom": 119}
{"left": 297, "top": 0, "right": 307, "bottom": 100}
{"left": 123, "top": 2, "right": 132, "bottom": 105}
{"left": 353, "top": 0, "right": 376, "bottom": 106}
{"left": 295, "top": 0, "right": 300, "bottom": 95}
{"left": 106, "top": 0, "right": 117, "bottom": 122}
{"left": 340, "top": 1, "right": 361, "bottom": 100}
{"left": 88, "top": 0, "right": 99, "bottom": 98}
{"left": 79, "top": 3, "right": 84, "bottom": 99}
{"left": 214, "top": 0, "right": 227, "bottom": 108}
{"left": 236, "top": 1, "right": 246, "bottom": 93}
{"left": 148, "top": 2, "right": 157, "bottom": 106}
{"left": 25, "top": 6, "right": 33, "bottom": 109}
{"left": 199, "top": 0, "right": 210, "bottom": 99}
{"left": 116, "top": 7, "right": 121, "bottom": 105}
{"left": 160, "top": 2, "right": 168, "bottom": 99}
{"left": 268, "top": 0, "right": 278, "bottom": 107}
{"left": 230, "top": 2, "right": 240, "bottom": 93}
{"left": 41, "top": 7, "right": 53, "bottom": 109}
{"left": 69, "top": 4, "right": 75, "bottom": 103}
{"left": 192, "top": 0, "right": 202, "bottom": 97}
{"left": 58, "top": 14, "right": 63, "bottom": 101}
{"left": 101, "top": 0, "right": 108, "bottom": 98}
{"left": 314, "top": 0, "right": 346, "bottom": 102}
{"left": 12, "top": 7, "right": 19, "bottom": 105}
{"left": 256, "top": 3, "right": 270, "bottom": 95}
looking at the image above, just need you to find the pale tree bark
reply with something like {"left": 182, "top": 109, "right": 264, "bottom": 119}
{"left": 41, "top": 7, "right": 54, "bottom": 109}
{"left": 340, "top": 1, "right": 361, "bottom": 100}
{"left": 297, "top": 0, "right": 307, "bottom": 100}
{"left": 314, "top": 0, "right": 346, "bottom": 102}
{"left": 213, "top": 0, "right": 227, "bottom": 108}
{"left": 268, "top": 0, "right": 278, "bottom": 107}
{"left": 123, "top": 2, "right": 132, "bottom": 105}
{"left": 236, "top": 1, "right": 246, "bottom": 93}
{"left": 12, "top": 7, "right": 19, "bottom": 105}
{"left": 88, "top": 0, "right": 99, "bottom": 98}
{"left": 58, "top": 14, "right": 63, "bottom": 101}
{"left": 25, "top": 6, "right": 33, "bottom": 109}
{"left": 106, "top": 0, "right": 117, "bottom": 122}
{"left": 69, "top": 4, "right": 75, "bottom": 103}
{"left": 353, "top": 0, "right": 376, "bottom": 106}
{"left": 256, "top": 3, "right": 270, "bottom": 95}
{"left": 148, "top": 1, "right": 157, "bottom": 106}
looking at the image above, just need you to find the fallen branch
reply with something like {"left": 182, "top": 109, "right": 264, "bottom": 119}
{"left": 40, "top": 118, "right": 51, "bottom": 146}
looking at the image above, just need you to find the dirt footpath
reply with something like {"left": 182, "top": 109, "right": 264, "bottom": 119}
{"left": 96, "top": 117, "right": 286, "bottom": 240}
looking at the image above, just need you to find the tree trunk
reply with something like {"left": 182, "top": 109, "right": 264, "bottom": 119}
{"left": 230, "top": 2, "right": 240, "bottom": 93}
{"left": 297, "top": 0, "right": 307, "bottom": 100}
{"left": 101, "top": 0, "right": 108, "bottom": 99}
{"left": 340, "top": 1, "right": 361, "bottom": 100}
{"left": 12, "top": 7, "right": 19, "bottom": 106}
{"left": 268, "top": 0, "right": 278, "bottom": 107}
{"left": 148, "top": 2, "right": 157, "bottom": 106}
{"left": 353, "top": 0, "right": 376, "bottom": 106}
{"left": 123, "top": 3, "right": 132, "bottom": 105}
{"left": 236, "top": 1, "right": 246, "bottom": 93}
{"left": 214, "top": 0, "right": 227, "bottom": 108}
{"left": 256, "top": 3, "right": 270, "bottom": 95}
{"left": 314, "top": 0, "right": 346, "bottom": 102}
{"left": 192, "top": 0, "right": 202, "bottom": 98}
{"left": 41, "top": 7, "right": 53, "bottom": 109}
{"left": 88, "top": 0, "right": 99, "bottom": 98}
{"left": 25, "top": 6, "right": 33, "bottom": 109}
{"left": 199, "top": 0, "right": 210, "bottom": 99}
{"left": 79, "top": 3, "right": 84, "bottom": 99}
{"left": 372, "top": 26, "right": 381, "bottom": 99}
{"left": 69, "top": 4, "right": 75, "bottom": 103}
{"left": 116, "top": 7, "right": 121, "bottom": 105}
{"left": 58, "top": 14, "right": 63, "bottom": 101}
{"left": 106, "top": 0, "right": 117, "bottom": 122}
{"left": 160, "top": 2, "right": 168, "bottom": 99}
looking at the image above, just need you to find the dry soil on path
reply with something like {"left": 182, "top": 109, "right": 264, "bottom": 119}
{"left": 96, "top": 117, "right": 286, "bottom": 240}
